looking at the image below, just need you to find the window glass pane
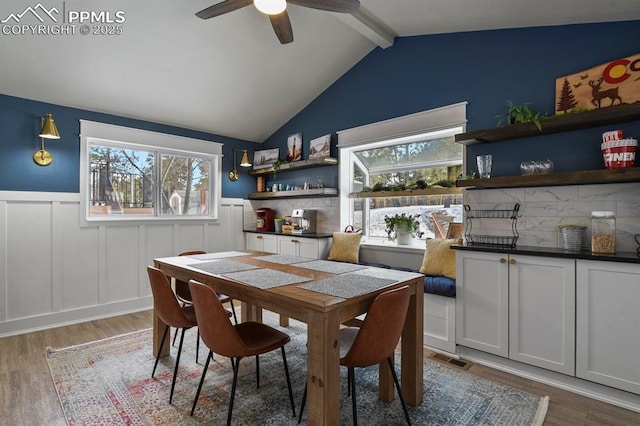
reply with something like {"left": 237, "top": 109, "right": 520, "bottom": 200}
{"left": 89, "top": 145, "right": 155, "bottom": 216}
{"left": 354, "top": 136, "right": 462, "bottom": 173}
{"left": 367, "top": 195, "right": 463, "bottom": 239}
{"left": 160, "top": 154, "right": 211, "bottom": 216}
{"left": 81, "top": 120, "right": 221, "bottom": 223}
{"left": 344, "top": 132, "right": 463, "bottom": 241}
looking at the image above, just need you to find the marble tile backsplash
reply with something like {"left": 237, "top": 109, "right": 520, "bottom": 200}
{"left": 241, "top": 182, "right": 639, "bottom": 252}
{"left": 464, "top": 182, "right": 640, "bottom": 252}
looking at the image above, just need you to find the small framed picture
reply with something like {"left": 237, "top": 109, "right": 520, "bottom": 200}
{"left": 287, "top": 132, "right": 303, "bottom": 162}
{"left": 308, "top": 134, "right": 331, "bottom": 159}
{"left": 446, "top": 222, "right": 464, "bottom": 239}
{"left": 253, "top": 148, "right": 279, "bottom": 170}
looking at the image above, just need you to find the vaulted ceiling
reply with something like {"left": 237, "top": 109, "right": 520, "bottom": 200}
{"left": 1, "top": 0, "right": 638, "bottom": 142}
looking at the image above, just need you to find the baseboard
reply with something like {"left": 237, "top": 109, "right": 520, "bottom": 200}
{"left": 0, "top": 297, "right": 153, "bottom": 338}
{"left": 457, "top": 346, "right": 640, "bottom": 414}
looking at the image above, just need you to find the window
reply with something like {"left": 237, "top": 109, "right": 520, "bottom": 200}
{"left": 338, "top": 103, "right": 466, "bottom": 245}
{"left": 80, "top": 120, "right": 221, "bottom": 223}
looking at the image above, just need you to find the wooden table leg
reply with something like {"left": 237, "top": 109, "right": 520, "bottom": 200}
{"left": 152, "top": 307, "right": 170, "bottom": 357}
{"left": 306, "top": 309, "right": 340, "bottom": 425}
{"left": 401, "top": 278, "right": 424, "bottom": 406}
{"left": 241, "top": 301, "right": 262, "bottom": 322}
{"left": 279, "top": 314, "right": 290, "bottom": 327}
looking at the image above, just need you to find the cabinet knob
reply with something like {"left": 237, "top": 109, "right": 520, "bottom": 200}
{"left": 500, "top": 258, "right": 507, "bottom": 263}
{"left": 257, "top": 235, "right": 263, "bottom": 239}
{"left": 509, "top": 258, "right": 516, "bottom": 265}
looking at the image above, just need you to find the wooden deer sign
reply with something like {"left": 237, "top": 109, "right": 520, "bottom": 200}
{"left": 555, "top": 52, "right": 640, "bottom": 114}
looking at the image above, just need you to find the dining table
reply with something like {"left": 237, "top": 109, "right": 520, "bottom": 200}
{"left": 153, "top": 250, "right": 424, "bottom": 425}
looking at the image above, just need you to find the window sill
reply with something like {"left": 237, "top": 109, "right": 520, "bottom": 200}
{"left": 81, "top": 216, "right": 219, "bottom": 227}
{"left": 360, "top": 238, "right": 425, "bottom": 253}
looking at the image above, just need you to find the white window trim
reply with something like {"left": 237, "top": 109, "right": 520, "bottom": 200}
{"left": 79, "top": 120, "right": 222, "bottom": 226}
{"left": 337, "top": 103, "right": 467, "bottom": 251}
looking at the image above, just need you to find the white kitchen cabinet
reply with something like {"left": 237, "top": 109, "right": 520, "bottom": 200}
{"left": 576, "top": 260, "right": 640, "bottom": 395}
{"left": 245, "top": 233, "right": 277, "bottom": 253}
{"left": 456, "top": 250, "right": 576, "bottom": 374}
{"left": 509, "top": 255, "right": 575, "bottom": 375}
{"left": 244, "top": 233, "right": 331, "bottom": 259}
{"left": 277, "top": 235, "right": 331, "bottom": 259}
{"left": 456, "top": 250, "right": 509, "bottom": 357}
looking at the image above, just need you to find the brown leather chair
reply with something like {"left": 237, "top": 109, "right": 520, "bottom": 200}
{"left": 188, "top": 279, "right": 296, "bottom": 425}
{"left": 172, "top": 250, "right": 237, "bottom": 363}
{"left": 147, "top": 266, "right": 198, "bottom": 404}
{"left": 299, "top": 285, "right": 412, "bottom": 425}
{"left": 175, "top": 250, "right": 238, "bottom": 324}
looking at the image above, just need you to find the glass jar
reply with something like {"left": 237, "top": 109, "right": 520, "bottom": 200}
{"left": 591, "top": 211, "right": 616, "bottom": 254}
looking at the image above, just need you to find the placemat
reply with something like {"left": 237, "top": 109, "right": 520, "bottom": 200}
{"left": 352, "top": 267, "right": 423, "bottom": 281}
{"left": 299, "top": 274, "right": 396, "bottom": 298}
{"left": 187, "top": 260, "right": 258, "bottom": 275}
{"left": 190, "top": 251, "right": 249, "bottom": 260}
{"left": 294, "top": 259, "right": 367, "bottom": 274}
{"left": 254, "top": 254, "right": 313, "bottom": 264}
{"left": 222, "top": 268, "right": 312, "bottom": 289}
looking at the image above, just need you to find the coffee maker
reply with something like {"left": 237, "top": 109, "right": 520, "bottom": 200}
{"left": 256, "top": 207, "right": 275, "bottom": 232}
{"left": 291, "top": 209, "right": 316, "bottom": 234}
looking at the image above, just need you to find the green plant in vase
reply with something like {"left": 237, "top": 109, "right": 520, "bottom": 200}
{"left": 384, "top": 213, "right": 424, "bottom": 244}
{"left": 271, "top": 158, "right": 288, "bottom": 178}
{"left": 497, "top": 100, "right": 544, "bottom": 131}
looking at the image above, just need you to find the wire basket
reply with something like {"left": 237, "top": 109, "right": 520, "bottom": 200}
{"left": 466, "top": 234, "right": 518, "bottom": 248}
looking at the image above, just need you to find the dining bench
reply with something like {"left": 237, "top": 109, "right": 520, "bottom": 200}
{"left": 359, "top": 261, "right": 457, "bottom": 354}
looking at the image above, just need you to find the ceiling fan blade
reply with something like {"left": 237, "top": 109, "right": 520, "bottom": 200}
{"left": 196, "top": 0, "right": 253, "bottom": 19}
{"left": 269, "top": 11, "right": 294, "bottom": 44}
{"left": 288, "top": 0, "right": 360, "bottom": 13}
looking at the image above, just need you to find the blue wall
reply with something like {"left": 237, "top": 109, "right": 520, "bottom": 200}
{"left": 3, "top": 21, "right": 639, "bottom": 198}
{"left": 264, "top": 21, "right": 640, "bottom": 182}
{"left": 0, "top": 94, "right": 256, "bottom": 198}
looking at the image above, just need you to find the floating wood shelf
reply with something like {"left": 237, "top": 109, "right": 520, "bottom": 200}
{"left": 248, "top": 157, "right": 337, "bottom": 176}
{"left": 349, "top": 187, "right": 463, "bottom": 198}
{"left": 456, "top": 167, "right": 640, "bottom": 189}
{"left": 248, "top": 187, "right": 338, "bottom": 199}
{"left": 455, "top": 103, "right": 640, "bottom": 145}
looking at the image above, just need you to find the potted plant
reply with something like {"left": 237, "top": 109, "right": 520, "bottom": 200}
{"left": 271, "top": 158, "right": 288, "bottom": 178}
{"left": 384, "top": 213, "right": 424, "bottom": 245}
{"left": 497, "top": 101, "right": 545, "bottom": 131}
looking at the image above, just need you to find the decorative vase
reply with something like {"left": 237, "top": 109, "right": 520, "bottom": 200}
{"left": 396, "top": 232, "right": 413, "bottom": 245}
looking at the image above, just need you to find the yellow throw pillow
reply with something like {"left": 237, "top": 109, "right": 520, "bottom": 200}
{"left": 419, "top": 238, "right": 461, "bottom": 279}
{"left": 328, "top": 232, "right": 362, "bottom": 264}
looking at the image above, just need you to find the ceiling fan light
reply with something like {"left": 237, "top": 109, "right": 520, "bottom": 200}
{"left": 254, "top": 0, "right": 286, "bottom": 15}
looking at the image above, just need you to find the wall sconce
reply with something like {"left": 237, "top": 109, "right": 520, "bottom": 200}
{"left": 33, "top": 113, "right": 61, "bottom": 166}
{"left": 229, "top": 148, "right": 252, "bottom": 182}
{"left": 240, "top": 149, "right": 252, "bottom": 168}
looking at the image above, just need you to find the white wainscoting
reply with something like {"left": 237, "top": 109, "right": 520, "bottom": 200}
{"left": 0, "top": 191, "right": 245, "bottom": 337}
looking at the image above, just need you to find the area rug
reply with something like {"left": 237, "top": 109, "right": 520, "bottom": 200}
{"left": 46, "top": 315, "right": 548, "bottom": 425}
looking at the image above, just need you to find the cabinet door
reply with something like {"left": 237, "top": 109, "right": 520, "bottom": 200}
{"left": 277, "top": 236, "right": 300, "bottom": 256}
{"left": 576, "top": 260, "right": 640, "bottom": 394}
{"left": 296, "top": 237, "right": 320, "bottom": 259}
{"left": 245, "top": 234, "right": 277, "bottom": 253}
{"left": 245, "top": 234, "right": 264, "bottom": 251}
{"left": 456, "top": 251, "right": 509, "bottom": 357}
{"left": 509, "top": 255, "right": 575, "bottom": 375}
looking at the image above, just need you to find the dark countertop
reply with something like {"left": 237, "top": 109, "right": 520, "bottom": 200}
{"left": 452, "top": 244, "right": 640, "bottom": 264}
{"left": 243, "top": 230, "right": 334, "bottom": 239}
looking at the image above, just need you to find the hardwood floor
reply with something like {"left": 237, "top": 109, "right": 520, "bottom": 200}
{"left": 2, "top": 310, "right": 639, "bottom": 425}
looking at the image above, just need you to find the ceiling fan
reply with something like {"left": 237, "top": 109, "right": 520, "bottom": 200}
{"left": 196, "top": 0, "right": 361, "bottom": 44}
